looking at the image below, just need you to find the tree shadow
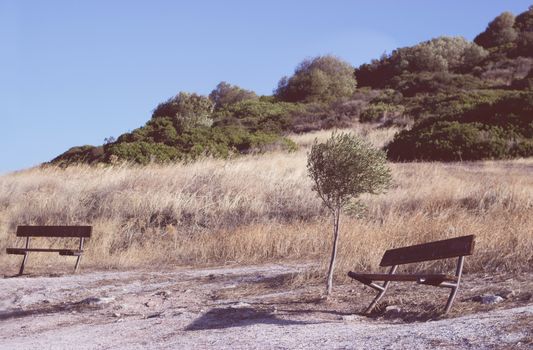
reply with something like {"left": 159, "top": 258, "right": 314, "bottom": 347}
{"left": 184, "top": 307, "right": 323, "bottom": 331}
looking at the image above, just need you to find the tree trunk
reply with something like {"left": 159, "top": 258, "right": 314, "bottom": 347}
{"left": 326, "top": 207, "right": 341, "bottom": 296}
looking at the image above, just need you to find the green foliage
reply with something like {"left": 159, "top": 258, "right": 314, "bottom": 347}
{"left": 386, "top": 121, "right": 511, "bottom": 161}
{"left": 514, "top": 6, "right": 533, "bottom": 56}
{"left": 275, "top": 55, "right": 357, "bottom": 103}
{"left": 512, "top": 68, "right": 533, "bottom": 89}
{"left": 307, "top": 132, "right": 391, "bottom": 295}
{"left": 117, "top": 117, "right": 179, "bottom": 144}
{"left": 51, "top": 5, "right": 533, "bottom": 167}
{"left": 307, "top": 132, "right": 391, "bottom": 211}
{"left": 405, "top": 90, "right": 516, "bottom": 120}
{"left": 51, "top": 145, "right": 104, "bottom": 166}
{"left": 386, "top": 92, "right": 533, "bottom": 161}
{"left": 209, "top": 82, "right": 257, "bottom": 110}
{"left": 212, "top": 99, "right": 301, "bottom": 133}
{"left": 360, "top": 102, "right": 404, "bottom": 123}
{"left": 356, "top": 37, "right": 488, "bottom": 89}
{"left": 105, "top": 142, "right": 182, "bottom": 165}
{"left": 472, "top": 7, "right": 533, "bottom": 58}
{"left": 390, "top": 72, "right": 485, "bottom": 97}
{"left": 515, "top": 5, "right": 533, "bottom": 32}
{"left": 474, "top": 12, "right": 518, "bottom": 49}
{"left": 152, "top": 92, "right": 214, "bottom": 131}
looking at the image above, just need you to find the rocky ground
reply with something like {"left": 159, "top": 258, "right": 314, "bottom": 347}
{"left": 1, "top": 264, "right": 532, "bottom": 349}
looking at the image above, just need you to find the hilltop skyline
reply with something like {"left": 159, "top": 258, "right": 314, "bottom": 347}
{"left": 1, "top": 0, "right": 532, "bottom": 173}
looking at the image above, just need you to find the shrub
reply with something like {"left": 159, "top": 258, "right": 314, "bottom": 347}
{"left": 213, "top": 99, "right": 301, "bottom": 134}
{"left": 50, "top": 145, "right": 104, "bottom": 166}
{"left": 355, "top": 37, "right": 488, "bottom": 89}
{"left": 275, "top": 56, "right": 357, "bottom": 103}
{"left": 360, "top": 102, "right": 405, "bottom": 123}
{"left": 209, "top": 82, "right": 257, "bottom": 110}
{"left": 474, "top": 12, "right": 518, "bottom": 49}
{"left": 386, "top": 121, "right": 528, "bottom": 161}
{"left": 152, "top": 92, "right": 214, "bottom": 131}
{"left": 106, "top": 142, "right": 182, "bottom": 165}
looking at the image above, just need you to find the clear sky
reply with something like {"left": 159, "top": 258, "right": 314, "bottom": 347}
{"left": 1, "top": 0, "right": 532, "bottom": 174}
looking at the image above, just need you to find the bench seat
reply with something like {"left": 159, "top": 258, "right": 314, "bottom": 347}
{"left": 348, "top": 272, "right": 458, "bottom": 285}
{"left": 6, "top": 248, "right": 84, "bottom": 255}
{"left": 7, "top": 225, "right": 92, "bottom": 275}
{"left": 347, "top": 235, "right": 475, "bottom": 314}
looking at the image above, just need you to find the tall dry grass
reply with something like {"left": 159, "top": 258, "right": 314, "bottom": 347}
{"left": 0, "top": 127, "right": 532, "bottom": 277}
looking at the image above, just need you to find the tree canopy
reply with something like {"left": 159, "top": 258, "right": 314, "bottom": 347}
{"left": 209, "top": 82, "right": 257, "bottom": 110}
{"left": 474, "top": 12, "right": 518, "bottom": 48}
{"left": 275, "top": 55, "right": 357, "bottom": 103}
{"left": 152, "top": 92, "right": 214, "bottom": 131}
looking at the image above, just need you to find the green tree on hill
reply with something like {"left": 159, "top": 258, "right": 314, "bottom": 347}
{"left": 152, "top": 92, "right": 214, "bottom": 131}
{"left": 275, "top": 55, "right": 357, "bottom": 103}
{"left": 474, "top": 12, "right": 518, "bottom": 48}
{"left": 209, "top": 82, "right": 257, "bottom": 110}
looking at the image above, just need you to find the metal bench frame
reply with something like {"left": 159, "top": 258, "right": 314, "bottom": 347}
{"left": 348, "top": 235, "right": 475, "bottom": 314}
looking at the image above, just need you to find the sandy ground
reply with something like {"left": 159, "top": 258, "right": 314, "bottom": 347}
{"left": 1, "top": 264, "right": 532, "bottom": 349}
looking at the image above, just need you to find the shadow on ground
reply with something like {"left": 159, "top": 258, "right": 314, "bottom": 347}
{"left": 0, "top": 299, "right": 107, "bottom": 321}
{"left": 185, "top": 307, "right": 323, "bottom": 331}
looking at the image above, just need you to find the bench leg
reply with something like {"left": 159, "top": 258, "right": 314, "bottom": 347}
{"left": 74, "top": 237, "right": 85, "bottom": 273}
{"left": 365, "top": 265, "right": 398, "bottom": 314}
{"left": 444, "top": 256, "right": 464, "bottom": 314}
{"left": 444, "top": 286, "right": 459, "bottom": 314}
{"left": 18, "top": 253, "right": 29, "bottom": 275}
{"left": 74, "top": 255, "right": 82, "bottom": 273}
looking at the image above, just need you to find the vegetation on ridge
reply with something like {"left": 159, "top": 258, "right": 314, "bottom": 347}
{"left": 52, "top": 5, "right": 533, "bottom": 165}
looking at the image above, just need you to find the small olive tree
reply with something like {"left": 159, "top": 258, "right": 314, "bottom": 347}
{"left": 307, "top": 132, "right": 392, "bottom": 295}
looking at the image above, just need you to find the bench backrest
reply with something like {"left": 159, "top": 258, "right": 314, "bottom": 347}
{"left": 16, "top": 225, "right": 92, "bottom": 238}
{"left": 379, "top": 235, "right": 475, "bottom": 267}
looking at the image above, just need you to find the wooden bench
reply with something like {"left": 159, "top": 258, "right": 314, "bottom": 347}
{"left": 6, "top": 225, "right": 92, "bottom": 275}
{"left": 348, "top": 235, "right": 475, "bottom": 314}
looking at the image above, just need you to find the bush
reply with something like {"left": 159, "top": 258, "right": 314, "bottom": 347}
{"left": 386, "top": 121, "right": 530, "bottom": 161}
{"left": 50, "top": 145, "right": 104, "bottom": 166}
{"left": 275, "top": 55, "right": 357, "bottom": 103}
{"left": 209, "top": 82, "right": 257, "bottom": 110}
{"left": 106, "top": 142, "right": 182, "bottom": 165}
{"left": 474, "top": 12, "right": 517, "bottom": 49}
{"left": 355, "top": 36, "right": 488, "bottom": 89}
{"left": 152, "top": 92, "right": 214, "bottom": 131}
{"left": 359, "top": 102, "right": 405, "bottom": 123}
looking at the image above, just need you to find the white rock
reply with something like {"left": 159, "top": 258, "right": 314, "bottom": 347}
{"left": 80, "top": 297, "right": 115, "bottom": 305}
{"left": 229, "top": 302, "right": 251, "bottom": 309}
{"left": 480, "top": 295, "right": 504, "bottom": 304}
{"left": 341, "top": 314, "right": 359, "bottom": 321}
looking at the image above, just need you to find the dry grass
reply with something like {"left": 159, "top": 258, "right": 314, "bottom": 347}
{"left": 1, "top": 127, "right": 532, "bottom": 277}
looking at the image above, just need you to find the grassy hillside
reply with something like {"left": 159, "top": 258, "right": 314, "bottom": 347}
{"left": 51, "top": 5, "right": 533, "bottom": 165}
{"left": 2, "top": 128, "right": 532, "bottom": 276}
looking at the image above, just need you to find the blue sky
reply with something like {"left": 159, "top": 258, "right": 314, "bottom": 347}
{"left": 1, "top": 0, "right": 532, "bottom": 173}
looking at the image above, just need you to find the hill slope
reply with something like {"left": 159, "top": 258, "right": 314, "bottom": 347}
{"left": 52, "top": 5, "right": 533, "bottom": 165}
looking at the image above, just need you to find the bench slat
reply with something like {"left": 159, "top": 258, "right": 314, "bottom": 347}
{"left": 379, "top": 235, "right": 475, "bottom": 266}
{"left": 16, "top": 226, "right": 92, "bottom": 238}
{"left": 6, "top": 248, "right": 83, "bottom": 255}
{"left": 347, "top": 272, "right": 458, "bottom": 283}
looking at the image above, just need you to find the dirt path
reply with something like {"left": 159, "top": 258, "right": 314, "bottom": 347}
{"left": 1, "top": 264, "right": 532, "bottom": 349}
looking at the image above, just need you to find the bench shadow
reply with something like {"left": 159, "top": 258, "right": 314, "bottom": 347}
{"left": 0, "top": 300, "right": 105, "bottom": 321}
{"left": 184, "top": 307, "right": 323, "bottom": 331}
{"left": 0, "top": 304, "right": 70, "bottom": 321}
